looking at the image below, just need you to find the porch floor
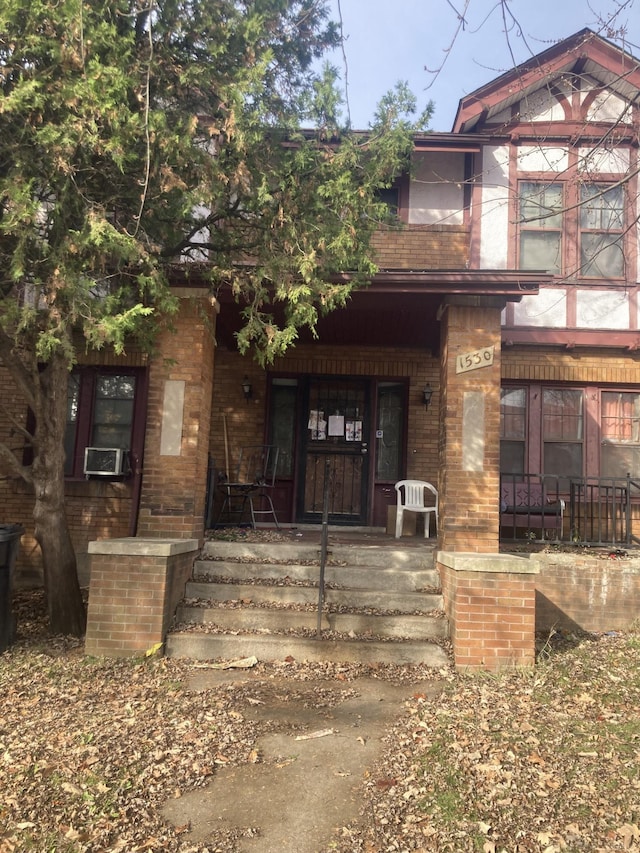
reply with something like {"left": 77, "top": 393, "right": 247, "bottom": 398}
{"left": 206, "top": 524, "right": 436, "bottom": 551}
{"left": 207, "top": 525, "right": 640, "bottom": 556}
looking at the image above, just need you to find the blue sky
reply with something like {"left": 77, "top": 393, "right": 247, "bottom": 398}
{"left": 324, "top": 0, "right": 638, "bottom": 131}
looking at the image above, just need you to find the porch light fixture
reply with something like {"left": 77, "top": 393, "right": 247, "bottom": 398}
{"left": 241, "top": 376, "right": 252, "bottom": 402}
{"left": 422, "top": 383, "right": 433, "bottom": 410}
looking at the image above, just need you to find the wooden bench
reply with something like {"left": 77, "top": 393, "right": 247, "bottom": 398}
{"left": 500, "top": 481, "right": 565, "bottom": 540}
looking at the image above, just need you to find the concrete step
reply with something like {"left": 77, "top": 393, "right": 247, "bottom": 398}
{"left": 170, "top": 534, "right": 448, "bottom": 668}
{"left": 194, "top": 559, "right": 440, "bottom": 591}
{"left": 201, "top": 539, "right": 437, "bottom": 570}
{"left": 175, "top": 604, "right": 448, "bottom": 640}
{"left": 165, "top": 631, "right": 450, "bottom": 667}
{"left": 185, "top": 580, "right": 443, "bottom": 614}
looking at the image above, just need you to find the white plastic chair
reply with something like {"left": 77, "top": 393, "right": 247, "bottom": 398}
{"left": 394, "top": 480, "right": 438, "bottom": 539}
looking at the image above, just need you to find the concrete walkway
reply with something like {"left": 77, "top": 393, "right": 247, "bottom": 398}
{"left": 161, "top": 669, "right": 444, "bottom": 852}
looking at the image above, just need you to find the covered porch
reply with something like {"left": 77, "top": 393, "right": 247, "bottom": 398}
{"left": 206, "top": 270, "right": 546, "bottom": 554}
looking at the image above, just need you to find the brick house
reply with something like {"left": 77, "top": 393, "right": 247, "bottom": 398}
{"left": 205, "top": 28, "right": 640, "bottom": 549}
{"left": 3, "top": 29, "right": 640, "bottom": 645}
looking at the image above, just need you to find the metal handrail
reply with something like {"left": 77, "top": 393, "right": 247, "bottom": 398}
{"left": 316, "top": 458, "right": 331, "bottom": 639}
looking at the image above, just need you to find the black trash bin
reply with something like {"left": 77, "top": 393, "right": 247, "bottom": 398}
{"left": 0, "top": 524, "right": 24, "bottom": 654}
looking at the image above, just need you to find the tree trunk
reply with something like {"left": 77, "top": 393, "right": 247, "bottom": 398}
{"left": 31, "top": 349, "right": 86, "bottom": 636}
{"left": 34, "top": 501, "right": 86, "bottom": 636}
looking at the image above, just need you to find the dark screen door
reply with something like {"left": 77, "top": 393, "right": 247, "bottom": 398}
{"left": 297, "top": 377, "right": 370, "bottom": 524}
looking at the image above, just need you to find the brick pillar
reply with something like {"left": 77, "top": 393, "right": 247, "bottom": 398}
{"left": 85, "top": 537, "right": 198, "bottom": 658}
{"left": 438, "top": 298, "right": 503, "bottom": 553}
{"left": 438, "top": 552, "right": 539, "bottom": 670}
{"left": 136, "top": 291, "right": 217, "bottom": 540}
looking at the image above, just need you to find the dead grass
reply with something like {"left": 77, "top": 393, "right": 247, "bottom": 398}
{"left": 1, "top": 591, "right": 639, "bottom": 852}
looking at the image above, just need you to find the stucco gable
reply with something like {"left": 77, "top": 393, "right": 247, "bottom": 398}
{"left": 517, "top": 77, "right": 572, "bottom": 123}
{"left": 453, "top": 29, "right": 640, "bottom": 133}
{"left": 582, "top": 77, "right": 634, "bottom": 124}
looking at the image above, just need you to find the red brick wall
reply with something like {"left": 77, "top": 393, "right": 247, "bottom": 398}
{"left": 371, "top": 224, "right": 469, "bottom": 269}
{"left": 439, "top": 554, "right": 538, "bottom": 670}
{"left": 440, "top": 549, "right": 640, "bottom": 671}
{"left": 0, "top": 364, "right": 30, "bottom": 534}
{"left": 502, "top": 346, "right": 640, "bottom": 383}
{"left": 209, "top": 343, "right": 441, "bottom": 486}
{"left": 535, "top": 553, "right": 640, "bottom": 633}
{"left": 85, "top": 541, "right": 197, "bottom": 657}
{"left": 0, "top": 350, "right": 147, "bottom": 584}
{"left": 1, "top": 291, "right": 217, "bottom": 580}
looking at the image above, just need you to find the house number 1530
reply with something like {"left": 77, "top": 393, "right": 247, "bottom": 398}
{"left": 455, "top": 345, "right": 494, "bottom": 374}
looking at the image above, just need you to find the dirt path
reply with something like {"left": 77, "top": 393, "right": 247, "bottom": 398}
{"left": 161, "top": 670, "right": 444, "bottom": 852}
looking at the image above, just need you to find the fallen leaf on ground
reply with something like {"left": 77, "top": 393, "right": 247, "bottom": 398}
{"left": 294, "top": 728, "right": 336, "bottom": 740}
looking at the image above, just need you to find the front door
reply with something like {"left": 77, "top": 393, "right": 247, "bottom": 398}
{"left": 297, "top": 377, "right": 370, "bottom": 524}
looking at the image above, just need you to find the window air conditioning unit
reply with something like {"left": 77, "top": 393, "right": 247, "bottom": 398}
{"left": 83, "top": 447, "right": 128, "bottom": 477}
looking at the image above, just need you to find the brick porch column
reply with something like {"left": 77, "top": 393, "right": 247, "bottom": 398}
{"left": 136, "top": 290, "right": 218, "bottom": 541}
{"left": 438, "top": 297, "right": 503, "bottom": 553}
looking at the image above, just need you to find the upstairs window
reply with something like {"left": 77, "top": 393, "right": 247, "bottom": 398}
{"left": 518, "top": 182, "right": 563, "bottom": 274}
{"left": 517, "top": 180, "right": 627, "bottom": 280}
{"left": 375, "top": 186, "right": 400, "bottom": 219}
{"left": 579, "top": 184, "right": 624, "bottom": 278}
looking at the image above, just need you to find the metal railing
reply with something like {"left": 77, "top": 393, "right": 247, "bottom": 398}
{"left": 569, "top": 475, "right": 640, "bottom": 546}
{"left": 500, "top": 472, "right": 640, "bottom": 546}
{"left": 500, "top": 473, "right": 564, "bottom": 542}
